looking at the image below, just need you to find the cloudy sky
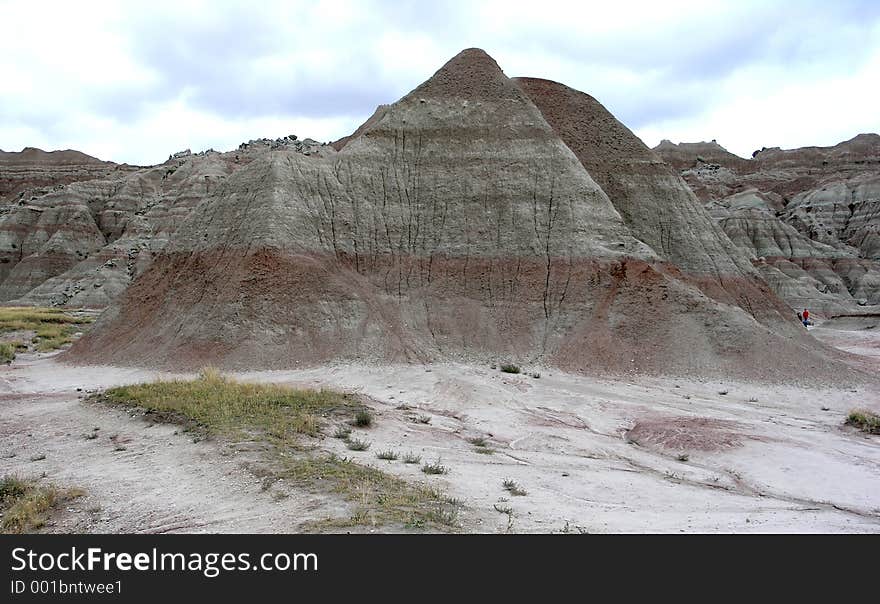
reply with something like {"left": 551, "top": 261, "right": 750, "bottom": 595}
{"left": 2, "top": 0, "right": 879, "bottom": 165}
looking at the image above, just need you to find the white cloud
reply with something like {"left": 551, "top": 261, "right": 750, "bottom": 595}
{"left": 1, "top": 0, "right": 878, "bottom": 164}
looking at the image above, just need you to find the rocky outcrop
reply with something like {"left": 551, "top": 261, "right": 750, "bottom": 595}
{"left": 656, "top": 136, "right": 880, "bottom": 314}
{"left": 70, "top": 49, "right": 852, "bottom": 381}
{"left": 0, "top": 145, "right": 282, "bottom": 307}
{"left": 0, "top": 147, "right": 129, "bottom": 205}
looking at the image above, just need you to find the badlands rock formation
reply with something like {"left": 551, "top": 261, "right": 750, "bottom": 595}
{"left": 0, "top": 140, "right": 318, "bottom": 307}
{"left": 0, "top": 147, "right": 125, "bottom": 204}
{"left": 655, "top": 135, "right": 880, "bottom": 314}
{"left": 69, "top": 49, "right": 850, "bottom": 380}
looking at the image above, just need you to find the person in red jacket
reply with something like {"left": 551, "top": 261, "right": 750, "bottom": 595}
{"left": 802, "top": 309, "right": 810, "bottom": 326}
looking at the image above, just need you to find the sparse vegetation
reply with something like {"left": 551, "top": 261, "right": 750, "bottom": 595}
{"left": 353, "top": 409, "right": 373, "bottom": 428}
{"left": 333, "top": 426, "right": 352, "bottom": 440}
{"left": 0, "top": 307, "right": 92, "bottom": 354}
{"left": 99, "top": 368, "right": 356, "bottom": 440}
{"left": 0, "top": 475, "right": 84, "bottom": 533}
{"left": 414, "top": 415, "right": 431, "bottom": 425}
{"left": 346, "top": 438, "right": 371, "bottom": 451}
{"left": 0, "top": 342, "right": 17, "bottom": 363}
{"left": 466, "top": 437, "right": 494, "bottom": 454}
{"left": 288, "top": 454, "right": 460, "bottom": 531}
{"left": 846, "top": 409, "right": 880, "bottom": 435}
{"left": 677, "top": 453, "right": 690, "bottom": 462}
{"left": 402, "top": 452, "right": 422, "bottom": 464}
{"left": 500, "top": 364, "right": 521, "bottom": 374}
{"left": 422, "top": 460, "right": 449, "bottom": 475}
{"left": 96, "top": 371, "right": 461, "bottom": 531}
{"left": 530, "top": 372, "right": 541, "bottom": 379}
{"left": 502, "top": 479, "right": 527, "bottom": 496}
{"left": 376, "top": 450, "right": 399, "bottom": 461}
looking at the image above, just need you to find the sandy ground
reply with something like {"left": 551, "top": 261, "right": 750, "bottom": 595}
{"left": 1, "top": 328, "right": 878, "bottom": 533}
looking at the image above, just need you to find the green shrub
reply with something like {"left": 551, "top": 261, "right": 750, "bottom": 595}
{"left": 847, "top": 409, "right": 880, "bottom": 434}
{"left": 353, "top": 409, "right": 373, "bottom": 428}
{"left": 0, "top": 342, "right": 16, "bottom": 363}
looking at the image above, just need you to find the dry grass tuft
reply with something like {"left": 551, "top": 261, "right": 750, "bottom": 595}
{"left": 0, "top": 475, "right": 84, "bottom": 533}
{"left": 847, "top": 409, "right": 880, "bottom": 435}
{"left": 96, "top": 371, "right": 459, "bottom": 531}
{"left": 100, "top": 368, "right": 355, "bottom": 439}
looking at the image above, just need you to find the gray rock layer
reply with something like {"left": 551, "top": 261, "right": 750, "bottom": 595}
{"left": 70, "top": 49, "right": 853, "bottom": 382}
{"left": 656, "top": 136, "right": 880, "bottom": 314}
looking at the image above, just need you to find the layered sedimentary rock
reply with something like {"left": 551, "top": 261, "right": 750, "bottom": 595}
{"left": 512, "top": 78, "right": 784, "bottom": 322}
{"left": 71, "top": 49, "right": 851, "bottom": 380}
{"left": 0, "top": 147, "right": 275, "bottom": 307}
{"left": 0, "top": 147, "right": 128, "bottom": 205}
{"left": 656, "top": 136, "right": 880, "bottom": 314}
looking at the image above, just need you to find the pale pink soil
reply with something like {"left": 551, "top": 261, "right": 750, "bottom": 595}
{"left": 1, "top": 327, "right": 878, "bottom": 533}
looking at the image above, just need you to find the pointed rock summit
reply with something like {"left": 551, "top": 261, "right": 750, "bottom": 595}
{"left": 408, "top": 48, "right": 517, "bottom": 101}
{"left": 69, "top": 49, "right": 857, "bottom": 381}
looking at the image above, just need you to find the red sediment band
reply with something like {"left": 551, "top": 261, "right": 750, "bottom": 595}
{"left": 69, "top": 247, "right": 850, "bottom": 382}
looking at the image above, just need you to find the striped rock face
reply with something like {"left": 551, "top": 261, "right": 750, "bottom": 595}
{"left": 656, "top": 135, "right": 880, "bottom": 314}
{"left": 0, "top": 148, "right": 123, "bottom": 205}
{"left": 69, "top": 49, "right": 856, "bottom": 381}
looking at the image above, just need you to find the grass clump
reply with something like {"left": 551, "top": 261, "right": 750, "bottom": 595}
{"left": 333, "top": 426, "right": 352, "bottom": 440}
{"left": 346, "top": 438, "right": 371, "bottom": 451}
{"left": 1, "top": 475, "right": 84, "bottom": 533}
{"left": 287, "top": 454, "right": 460, "bottom": 531}
{"left": 846, "top": 409, "right": 880, "bottom": 435}
{"left": 502, "top": 479, "right": 527, "bottom": 496}
{"left": 376, "top": 450, "right": 399, "bottom": 461}
{"left": 0, "top": 307, "right": 92, "bottom": 353}
{"left": 353, "top": 409, "right": 373, "bottom": 428}
{"left": 0, "top": 342, "right": 17, "bottom": 363}
{"left": 467, "top": 435, "right": 495, "bottom": 455}
{"left": 96, "top": 371, "right": 460, "bottom": 532}
{"left": 422, "top": 460, "right": 449, "bottom": 475}
{"left": 402, "top": 452, "right": 422, "bottom": 464}
{"left": 500, "top": 364, "right": 521, "bottom": 374}
{"left": 98, "top": 368, "right": 356, "bottom": 440}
